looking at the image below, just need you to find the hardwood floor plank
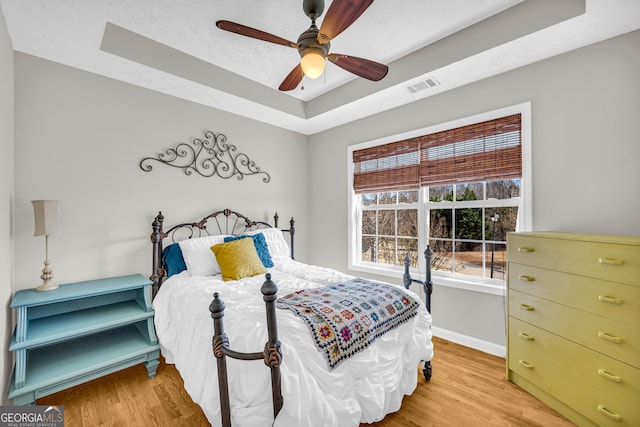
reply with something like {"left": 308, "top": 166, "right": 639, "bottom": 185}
{"left": 37, "top": 337, "right": 575, "bottom": 426}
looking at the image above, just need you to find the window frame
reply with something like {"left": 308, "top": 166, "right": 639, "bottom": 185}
{"left": 347, "top": 103, "right": 532, "bottom": 295}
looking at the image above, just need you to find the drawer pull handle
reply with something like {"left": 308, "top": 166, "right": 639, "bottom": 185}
{"left": 598, "top": 331, "right": 623, "bottom": 344}
{"left": 598, "top": 257, "right": 624, "bottom": 266}
{"left": 518, "top": 332, "right": 534, "bottom": 341}
{"left": 597, "top": 405, "right": 622, "bottom": 422}
{"left": 598, "top": 369, "right": 622, "bottom": 383}
{"left": 598, "top": 295, "right": 623, "bottom": 305}
{"left": 519, "top": 304, "right": 535, "bottom": 311}
{"left": 518, "top": 360, "right": 534, "bottom": 369}
{"left": 518, "top": 247, "right": 535, "bottom": 253}
{"left": 518, "top": 275, "right": 535, "bottom": 282}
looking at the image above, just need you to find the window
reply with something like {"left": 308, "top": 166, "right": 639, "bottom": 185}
{"left": 360, "top": 190, "right": 420, "bottom": 267}
{"left": 426, "top": 180, "right": 519, "bottom": 280}
{"left": 349, "top": 104, "right": 531, "bottom": 293}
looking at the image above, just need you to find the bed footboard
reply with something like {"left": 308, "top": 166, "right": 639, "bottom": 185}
{"left": 403, "top": 246, "right": 433, "bottom": 381}
{"left": 209, "top": 274, "right": 283, "bottom": 427}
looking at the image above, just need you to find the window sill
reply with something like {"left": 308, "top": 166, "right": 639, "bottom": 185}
{"left": 349, "top": 263, "right": 506, "bottom": 297}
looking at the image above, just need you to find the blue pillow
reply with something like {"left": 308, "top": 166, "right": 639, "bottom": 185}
{"left": 224, "top": 233, "right": 274, "bottom": 268}
{"left": 162, "top": 243, "right": 187, "bottom": 277}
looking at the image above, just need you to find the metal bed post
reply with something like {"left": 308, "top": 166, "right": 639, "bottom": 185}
{"left": 210, "top": 274, "right": 283, "bottom": 427}
{"left": 403, "top": 245, "right": 433, "bottom": 381}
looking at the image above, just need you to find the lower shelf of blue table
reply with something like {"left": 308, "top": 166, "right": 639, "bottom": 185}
{"left": 9, "top": 323, "right": 160, "bottom": 405}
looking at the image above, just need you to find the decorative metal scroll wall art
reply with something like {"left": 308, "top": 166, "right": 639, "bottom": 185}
{"left": 140, "top": 130, "right": 270, "bottom": 183}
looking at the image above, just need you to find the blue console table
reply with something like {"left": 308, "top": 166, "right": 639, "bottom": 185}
{"left": 8, "top": 274, "right": 160, "bottom": 405}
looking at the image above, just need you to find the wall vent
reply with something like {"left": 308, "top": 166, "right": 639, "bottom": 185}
{"left": 406, "top": 77, "right": 440, "bottom": 94}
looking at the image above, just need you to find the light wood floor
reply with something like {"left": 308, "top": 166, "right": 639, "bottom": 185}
{"left": 37, "top": 337, "right": 575, "bottom": 426}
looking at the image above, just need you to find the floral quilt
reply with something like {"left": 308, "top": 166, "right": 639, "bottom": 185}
{"left": 276, "top": 278, "right": 421, "bottom": 370}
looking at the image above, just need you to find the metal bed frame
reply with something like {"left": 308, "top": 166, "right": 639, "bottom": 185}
{"left": 149, "top": 209, "right": 432, "bottom": 427}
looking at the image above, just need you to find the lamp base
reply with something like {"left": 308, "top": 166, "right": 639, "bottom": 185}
{"left": 36, "top": 281, "right": 58, "bottom": 292}
{"left": 36, "top": 259, "right": 58, "bottom": 291}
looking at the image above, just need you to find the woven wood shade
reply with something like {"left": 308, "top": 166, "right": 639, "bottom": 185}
{"left": 353, "top": 114, "right": 521, "bottom": 193}
{"left": 353, "top": 139, "right": 420, "bottom": 194}
{"left": 419, "top": 114, "right": 521, "bottom": 186}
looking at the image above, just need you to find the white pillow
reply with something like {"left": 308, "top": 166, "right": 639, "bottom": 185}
{"left": 246, "top": 228, "right": 290, "bottom": 258}
{"left": 178, "top": 235, "right": 228, "bottom": 276}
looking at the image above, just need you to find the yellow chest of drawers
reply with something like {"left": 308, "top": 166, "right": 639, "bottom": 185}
{"left": 506, "top": 232, "right": 640, "bottom": 427}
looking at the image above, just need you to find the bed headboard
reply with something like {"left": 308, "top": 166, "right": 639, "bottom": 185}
{"left": 150, "top": 208, "right": 295, "bottom": 295}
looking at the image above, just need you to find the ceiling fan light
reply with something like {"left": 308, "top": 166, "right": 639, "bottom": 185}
{"left": 300, "top": 50, "right": 325, "bottom": 79}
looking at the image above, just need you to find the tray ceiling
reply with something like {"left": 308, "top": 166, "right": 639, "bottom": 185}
{"left": 2, "top": 0, "right": 639, "bottom": 134}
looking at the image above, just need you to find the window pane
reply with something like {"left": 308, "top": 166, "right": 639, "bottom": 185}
{"left": 487, "top": 179, "right": 520, "bottom": 199}
{"left": 456, "top": 183, "right": 483, "bottom": 201}
{"left": 379, "top": 192, "right": 397, "bottom": 205}
{"left": 361, "top": 236, "right": 375, "bottom": 262}
{"left": 485, "top": 243, "right": 507, "bottom": 280}
{"left": 377, "top": 237, "right": 396, "bottom": 265}
{"left": 430, "top": 239, "right": 452, "bottom": 273}
{"left": 398, "top": 238, "right": 418, "bottom": 267}
{"left": 398, "top": 190, "right": 419, "bottom": 203}
{"left": 398, "top": 209, "right": 418, "bottom": 237}
{"left": 430, "top": 209, "right": 452, "bottom": 239}
{"left": 455, "top": 208, "right": 482, "bottom": 240}
{"left": 362, "top": 211, "right": 376, "bottom": 234}
{"left": 361, "top": 193, "right": 377, "bottom": 206}
{"left": 378, "top": 210, "right": 396, "bottom": 236}
{"left": 485, "top": 207, "right": 518, "bottom": 241}
{"left": 454, "top": 241, "right": 483, "bottom": 278}
{"left": 429, "top": 185, "right": 453, "bottom": 202}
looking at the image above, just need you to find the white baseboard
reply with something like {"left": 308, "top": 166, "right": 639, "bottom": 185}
{"left": 432, "top": 326, "right": 506, "bottom": 358}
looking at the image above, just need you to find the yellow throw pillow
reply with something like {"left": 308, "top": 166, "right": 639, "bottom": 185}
{"left": 211, "top": 237, "right": 266, "bottom": 282}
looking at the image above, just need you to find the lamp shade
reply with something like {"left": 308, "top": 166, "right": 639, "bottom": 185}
{"left": 32, "top": 200, "right": 61, "bottom": 237}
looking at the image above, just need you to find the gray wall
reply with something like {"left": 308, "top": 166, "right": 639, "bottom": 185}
{"left": 308, "top": 30, "right": 640, "bottom": 351}
{"left": 13, "top": 53, "right": 309, "bottom": 291}
{"left": 0, "top": 5, "right": 14, "bottom": 405}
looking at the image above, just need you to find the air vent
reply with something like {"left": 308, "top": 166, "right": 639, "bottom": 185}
{"left": 406, "top": 77, "right": 440, "bottom": 94}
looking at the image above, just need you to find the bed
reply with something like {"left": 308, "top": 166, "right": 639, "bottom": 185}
{"left": 150, "top": 209, "right": 433, "bottom": 427}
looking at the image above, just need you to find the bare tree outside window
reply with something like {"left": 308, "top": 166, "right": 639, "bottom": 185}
{"left": 360, "top": 191, "right": 419, "bottom": 267}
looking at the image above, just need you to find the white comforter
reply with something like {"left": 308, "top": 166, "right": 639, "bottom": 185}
{"left": 153, "top": 257, "right": 433, "bottom": 427}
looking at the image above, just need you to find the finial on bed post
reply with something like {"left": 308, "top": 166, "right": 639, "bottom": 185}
{"left": 273, "top": 212, "right": 279, "bottom": 228}
{"left": 261, "top": 273, "right": 283, "bottom": 418}
{"left": 210, "top": 292, "right": 232, "bottom": 427}
{"left": 150, "top": 212, "right": 164, "bottom": 297}
{"left": 424, "top": 246, "right": 433, "bottom": 314}
{"left": 403, "top": 254, "right": 412, "bottom": 289}
{"left": 289, "top": 217, "right": 295, "bottom": 260}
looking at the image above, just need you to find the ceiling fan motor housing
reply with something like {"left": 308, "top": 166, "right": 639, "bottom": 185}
{"left": 297, "top": 24, "right": 330, "bottom": 59}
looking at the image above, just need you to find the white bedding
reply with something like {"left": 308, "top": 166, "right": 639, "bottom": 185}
{"left": 153, "top": 256, "right": 433, "bottom": 427}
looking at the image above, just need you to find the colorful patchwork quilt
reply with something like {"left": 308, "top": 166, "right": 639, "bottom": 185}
{"left": 276, "top": 278, "right": 421, "bottom": 370}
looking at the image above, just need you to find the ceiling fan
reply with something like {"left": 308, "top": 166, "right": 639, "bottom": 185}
{"left": 216, "top": 0, "right": 389, "bottom": 91}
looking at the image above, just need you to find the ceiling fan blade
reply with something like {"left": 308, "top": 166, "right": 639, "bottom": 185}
{"left": 216, "top": 20, "right": 298, "bottom": 48}
{"left": 328, "top": 53, "right": 388, "bottom": 81}
{"left": 279, "top": 64, "right": 304, "bottom": 91}
{"left": 318, "top": 0, "right": 374, "bottom": 44}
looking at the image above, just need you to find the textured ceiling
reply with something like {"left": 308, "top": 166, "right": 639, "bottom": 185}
{"left": 2, "top": 0, "right": 640, "bottom": 134}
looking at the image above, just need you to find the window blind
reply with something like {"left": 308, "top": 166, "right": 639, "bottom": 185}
{"left": 352, "top": 114, "right": 521, "bottom": 193}
{"left": 352, "top": 139, "right": 420, "bottom": 194}
{"left": 419, "top": 114, "right": 522, "bottom": 186}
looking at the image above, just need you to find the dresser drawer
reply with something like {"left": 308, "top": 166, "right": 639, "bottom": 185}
{"left": 508, "top": 234, "right": 640, "bottom": 286}
{"left": 509, "top": 289, "right": 640, "bottom": 367}
{"left": 508, "top": 317, "right": 640, "bottom": 427}
{"left": 509, "top": 263, "right": 640, "bottom": 328}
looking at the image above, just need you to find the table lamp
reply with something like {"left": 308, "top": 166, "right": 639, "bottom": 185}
{"left": 32, "top": 200, "right": 61, "bottom": 291}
